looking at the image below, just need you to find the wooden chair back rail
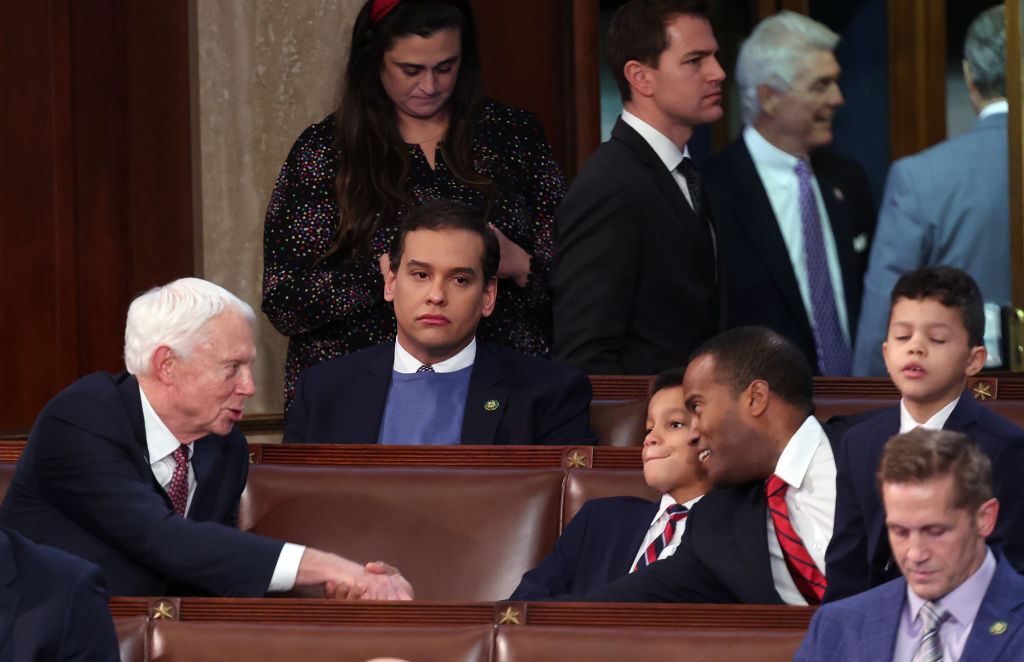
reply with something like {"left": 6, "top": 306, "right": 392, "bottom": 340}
{"left": 108, "top": 598, "right": 816, "bottom": 630}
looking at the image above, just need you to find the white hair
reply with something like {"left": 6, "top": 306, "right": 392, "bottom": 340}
{"left": 124, "top": 277, "right": 255, "bottom": 376}
{"left": 964, "top": 5, "right": 1006, "bottom": 101}
{"left": 735, "top": 10, "right": 840, "bottom": 125}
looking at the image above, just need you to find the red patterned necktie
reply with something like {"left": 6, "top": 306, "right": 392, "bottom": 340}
{"left": 766, "top": 474, "right": 826, "bottom": 603}
{"left": 167, "top": 444, "right": 190, "bottom": 518}
{"left": 631, "top": 503, "right": 688, "bottom": 572}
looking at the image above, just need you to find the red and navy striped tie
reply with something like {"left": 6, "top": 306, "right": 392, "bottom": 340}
{"left": 766, "top": 474, "right": 826, "bottom": 603}
{"left": 631, "top": 503, "right": 688, "bottom": 572}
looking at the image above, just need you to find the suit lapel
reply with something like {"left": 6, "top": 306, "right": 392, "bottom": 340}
{"left": 726, "top": 141, "right": 810, "bottom": 333}
{"left": 960, "top": 558, "right": 1024, "bottom": 661}
{"left": 812, "top": 151, "right": 861, "bottom": 326}
{"left": 864, "top": 578, "right": 907, "bottom": 659}
{"left": 461, "top": 343, "right": 509, "bottom": 445}
{"left": 733, "top": 483, "right": 784, "bottom": 602}
{"left": 0, "top": 533, "right": 17, "bottom": 655}
{"left": 350, "top": 344, "right": 395, "bottom": 443}
{"left": 944, "top": 389, "right": 982, "bottom": 431}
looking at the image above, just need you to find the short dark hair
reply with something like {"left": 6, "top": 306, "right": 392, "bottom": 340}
{"left": 607, "top": 0, "right": 711, "bottom": 103}
{"left": 877, "top": 428, "right": 993, "bottom": 514}
{"left": 889, "top": 265, "right": 985, "bottom": 348}
{"left": 689, "top": 326, "right": 814, "bottom": 415}
{"left": 651, "top": 366, "right": 686, "bottom": 398}
{"left": 388, "top": 199, "right": 499, "bottom": 285}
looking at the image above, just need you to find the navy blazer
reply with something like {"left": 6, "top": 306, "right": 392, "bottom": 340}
{"left": 796, "top": 555, "right": 1024, "bottom": 661}
{"left": 0, "top": 526, "right": 119, "bottom": 662}
{"left": 509, "top": 496, "right": 658, "bottom": 600}
{"left": 703, "top": 137, "right": 875, "bottom": 373}
{"left": 552, "top": 117, "right": 721, "bottom": 375}
{"left": 569, "top": 420, "right": 844, "bottom": 604}
{"left": 825, "top": 391, "right": 1024, "bottom": 602}
{"left": 0, "top": 371, "right": 283, "bottom": 597}
{"left": 285, "top": 341, "right": 598, "bottom": 445}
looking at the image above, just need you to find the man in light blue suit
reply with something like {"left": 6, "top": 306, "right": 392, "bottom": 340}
{"left": 796, "top": 429, "right": 1024, "bottom": 661}
{"left": 853, "top": 5, "right": 1011, "bottom": 376}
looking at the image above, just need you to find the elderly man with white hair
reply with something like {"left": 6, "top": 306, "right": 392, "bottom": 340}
{"left": 703, "top": 10, "right": 875, "bottom": 378}
{"left": 0, "top": 277, "right": 412, "bottom": 600}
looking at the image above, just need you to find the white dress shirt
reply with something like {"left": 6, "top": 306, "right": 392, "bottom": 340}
{"left": 899, "top": 396, "right": 959, "bottom": 432}
{"left": 743, "top": 125, "right": 851, "bottom": 344}
{"left": 393, "top": 337, "right": 476, "bottom": 373}
{"left": 139, "top": 386, "right": 304, "bottom": 592}
{"left": 629, "top": 493, "right": 704, "bottom": 572}
{"left": 766, "top": 415, "right": 837, "bottom": 605}
{"left": 620, "top": 110, "right": 697, "bottom": 211}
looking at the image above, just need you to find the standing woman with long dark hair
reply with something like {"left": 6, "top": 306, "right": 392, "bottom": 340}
{"left": 262, "top": 0, "right": 565, "bottom": 410}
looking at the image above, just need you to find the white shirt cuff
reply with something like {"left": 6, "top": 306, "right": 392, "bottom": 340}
{"left": 267, "top": 542, "right": 305, "bottom": 592}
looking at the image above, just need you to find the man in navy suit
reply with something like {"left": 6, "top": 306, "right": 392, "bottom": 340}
{"left": 0, "top": 277, "right": 411, "bottom": 599}
{"left": 0, "top": 526, "right": 119, "bottom": 661}
{"left": 704, "top": 11, "right": 874, "bottom": 377}
{"left": 510, "top": 367, "right": 711, "bottom": 598}
{"left": 854, "top": 6, "right": 1011, "bottom": 376}
{"left": 286, "top": 200, "right": 598, "bottom": 446}
{"left": 551, "top": 0, "right": 724, "bottom": 375}
{"left": 825, "top": 267, "right": 1024, "bottom": 602}
{"left": 796, "top": 429, "right": 1024, "bottom": 661}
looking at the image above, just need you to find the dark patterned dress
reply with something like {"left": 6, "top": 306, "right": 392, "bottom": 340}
{"left": 262, "top": 100, "right": 565, "bottom": 409}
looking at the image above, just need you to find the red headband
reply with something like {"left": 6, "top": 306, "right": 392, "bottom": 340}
{"left": 370, "top": 0, "right": 401, "bottom": 24}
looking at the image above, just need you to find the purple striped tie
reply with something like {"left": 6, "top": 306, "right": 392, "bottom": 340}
{"left": 796, "top": 159, "right": 850, "bottom": 376}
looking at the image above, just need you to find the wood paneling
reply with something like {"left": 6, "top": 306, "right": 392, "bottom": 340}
{"left": 0, "top": 0, "right": 193, "bottom": 430}
{"left": 887, "top": 0, "right": 947, "bottom": 160}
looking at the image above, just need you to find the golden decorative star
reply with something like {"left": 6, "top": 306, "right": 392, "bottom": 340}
{"left": 248, "top": 451, "right": 256, "bottom": 464}
{"left": 151, "top": 600, "right": 175, "bottom": 620}
{"left": 566, "top": 451, "right": 587, "bottom": 469}
{"left": 498, "top": 606, "right": 521, "bottom": 625}
{"left": 972, "top": 381, "right": 993, "bottom": 401}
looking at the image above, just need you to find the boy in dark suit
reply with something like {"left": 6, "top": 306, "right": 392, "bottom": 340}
{"left": 825, "top": 266, "right": 1024, "bottom": 601}
{"left": 510, "top": 368, "right": 712, "bottom": 598}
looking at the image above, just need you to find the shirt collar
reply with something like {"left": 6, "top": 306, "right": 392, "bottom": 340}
{"left": 650, "top": 492, "right": 704, "bottom": 526}
{"left": 744, "top": 124, "right": 801, "bottom": 172}
{"left": 393, "top": 337, "right": 477, "bottom": 374}
{"left": 620, "top": 110, "right": 690, "bottom": 172}
{"left": 899, "top": 395, "right": 960, "bottom": 432}
{"left": 138, "top": 384, "right": 191, "bottom": 465}
{"left": 906, "top": 547, "right": 997, "bottom": 629}
{"left": 773, "top": 416, "right": 829, "bottom": 490}
{"left": 978, "top": 100, "right": 1008, "bottom": 119}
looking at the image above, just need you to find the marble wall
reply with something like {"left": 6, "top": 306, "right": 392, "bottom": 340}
{"left": 192, "top": 0, "right": 363, "bottom": 416}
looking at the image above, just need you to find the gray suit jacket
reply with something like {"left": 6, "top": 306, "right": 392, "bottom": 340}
{"left": 795, "top": 554, "right": 1024, "bottom": 661}
{"left": 853, "top": 112, "right": 1010, "bottom": 376}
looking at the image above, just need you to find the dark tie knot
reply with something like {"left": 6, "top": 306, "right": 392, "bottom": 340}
{"left": 172, "top": 445, "right": 188, "bottom": 465}
{"left": 416, "top": 364, "right": 435, "bottom": 373}
{"left": 666, "top": 503, "right": 688, "bottom": 518}
{"left": 676, "top": 156, "right": 699, "bottom": 179}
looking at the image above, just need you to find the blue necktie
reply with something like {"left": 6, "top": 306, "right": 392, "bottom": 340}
{"left": 796, "top": 159, "right": 850, "bottom": 376}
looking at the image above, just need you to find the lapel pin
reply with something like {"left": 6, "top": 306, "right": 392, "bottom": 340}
{"left": 990, "top": 621, "right": 1008, "bottom": 635}
{"left": 852, "top": 233, "right": 868, "bottom": 253}
{"left": 832, "top": 187, "right": 844, "bottom": 201}
{"left": 484, "top": 399, "right": 500, "bottom": 412}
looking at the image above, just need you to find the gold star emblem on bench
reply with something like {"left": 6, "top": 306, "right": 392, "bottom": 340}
{"left": 498, "top": 606, "right": 521, "bottom": 625}
{"left": 248, "top": 451, "right": 256, "bottom": 464}
{"left": 151, "top": 600, "right": 176, "bottom": 620}
{"left": 566, "top": 451, "right": 587, "bottom": 469}
{"left": 972, "top": 381, "right": 993, "bottom": 401}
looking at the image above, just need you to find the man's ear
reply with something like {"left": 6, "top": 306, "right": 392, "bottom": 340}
{"left": 745, "top": 379, "right": 770, "bottom": 417}
{"left": 383, "top": 264, "right": 398, "bottom": 303}
{"left": 150, "top": 346, "right": 176, "bottom": 386}
{"left": 975, "top": 497, "right": 999, "bottom": 538}
{"left": 624, "top": 59, "right": 654, "bottom": 99}
{"left": 757, "top": 84, "right": 779, "bottom": 115}
{"left": 480, "top": 278, "right": 497, "bottom": 318}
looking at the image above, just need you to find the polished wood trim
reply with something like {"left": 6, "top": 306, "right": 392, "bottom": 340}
{"left": 1008, "top": 0, "right": 1024, "bottom": 319}
{"left": 571, "top": 0, "right": 601, "bottom": 174}
{"left": 887, "top": 0, "right": 947, "bottom": 160}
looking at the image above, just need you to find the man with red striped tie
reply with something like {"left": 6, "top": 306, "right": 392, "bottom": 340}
{"left": 567, "top": 326, "right": 869, "bottom": 604}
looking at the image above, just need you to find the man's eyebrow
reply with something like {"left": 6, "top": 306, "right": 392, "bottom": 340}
{"left": 406, "top": 259, "right": 433, "bottom": 269}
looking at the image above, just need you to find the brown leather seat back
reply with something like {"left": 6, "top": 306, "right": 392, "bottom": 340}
{"left": 149, "top": 621, "right": 494, "bottom": 662}
{"left": 239, "top": 465, "right": 564, "bottom": 601}
{"left": 115, "top": 616, "right": 149, "bottom": 662}
{"left": 589, "top": 399, "right": 647, "bottom": 446}
{"left": 561, "top": 468, "right": 658, "bottom": 530}
{"left": 494, "top": 626, "right": 804, "bottom": 662}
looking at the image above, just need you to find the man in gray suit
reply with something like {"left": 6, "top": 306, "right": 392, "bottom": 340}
{"left": 853, "top": 5, "right": 1010, "bottom": 376}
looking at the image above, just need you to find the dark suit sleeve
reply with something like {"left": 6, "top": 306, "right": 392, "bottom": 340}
{"left": 792, "top": 605, "right": 833, "bottom": 662}
{"left": 552, "top": 169, "right": 642, "bottom": 373}
{"left": 510, "top": 500, "right": 596, "bottom": 599}
{"left": 32, "top": 398, "right": 283, "bottom": 597}
{"left": 533, "top": 366, "right": 599, "bottom": 446}
{"left": 57, "top": 562, "right": 120, "bottom": 662}
{"left": 823, "top": 431, "right": 873, "bottom": 602}
{"left": 985, "top": 424, "right": 1024, "bottom": 574}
